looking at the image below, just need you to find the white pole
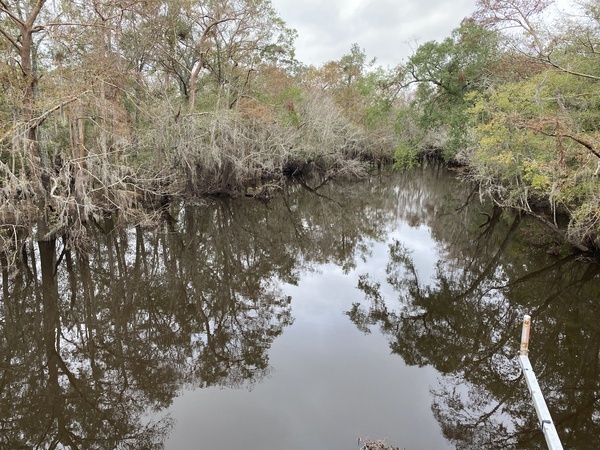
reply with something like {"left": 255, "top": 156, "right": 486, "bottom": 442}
{"left": 518, "top": 315, "right": 564, "bottom": 450}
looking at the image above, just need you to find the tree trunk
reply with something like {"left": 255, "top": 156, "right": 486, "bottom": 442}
{"left": 2, "top": 1, "right": 52, "bottom": 239}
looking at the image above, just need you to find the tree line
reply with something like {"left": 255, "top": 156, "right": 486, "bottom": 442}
{"left": 1, "top": 0, "right": 599, "bottom": 251}
{"left": 397, "top": 0, "right": 600, "bottom": 251}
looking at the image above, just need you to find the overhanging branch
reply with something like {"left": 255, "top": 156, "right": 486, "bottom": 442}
{"left": 0, "top": 94, "right": 86, "bottom": 143}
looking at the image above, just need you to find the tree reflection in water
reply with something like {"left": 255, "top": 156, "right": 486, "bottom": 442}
{"left": 0, "top": 202, "right": 300, "bottom": 447}
{"left": 0, "top": 171, "right": 400, "bottom": 448}
{"left": 349, "top": 193, "right": 600, "bottom": 449}
{"left": 1, "top": 166, "right": 598, "bottom": 448}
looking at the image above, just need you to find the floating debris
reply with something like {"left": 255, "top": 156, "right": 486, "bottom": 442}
{"left": 358, "top": 438, "right": 400, "bottom": 450}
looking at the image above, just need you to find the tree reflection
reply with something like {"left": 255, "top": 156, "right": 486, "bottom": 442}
{"left": 349, "top": 194, "right": 600, "bottom": 448}
{"left": 0, "top": 239, "right": 175, "bottom": 448}
{"left": 1, "top": 168, "right": 421, "bottom": 448}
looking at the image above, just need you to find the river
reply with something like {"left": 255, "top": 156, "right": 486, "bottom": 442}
{"left": 1, "top": 165, "right": 598, "bottom": 449}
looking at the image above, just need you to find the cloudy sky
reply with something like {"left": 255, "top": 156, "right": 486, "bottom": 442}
{"left": 270, "top": 0, "right": 478, "bottom": 67}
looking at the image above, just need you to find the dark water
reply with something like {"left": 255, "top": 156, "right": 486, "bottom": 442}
{"left": 1, "top": 166, "right": 598, "bottom": 449}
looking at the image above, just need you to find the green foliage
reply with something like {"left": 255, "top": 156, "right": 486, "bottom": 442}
{"left": 340, "top": 43, "right": 375, "bottom": 85}
{"left": 467, "top": 66, "right": 600, "bottom": 245}
{"left": 358, "top": 68, "right": 397, "bottom": 130}
{"left": 393, "top": 140, "right": 420, "bottom": 170}
{"left": 403, "top": 21, "right": 502, "bottom": 160}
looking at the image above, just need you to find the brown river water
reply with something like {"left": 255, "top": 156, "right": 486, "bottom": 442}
{"left": 1, "top": 165, "right": 598, "bottom": 449}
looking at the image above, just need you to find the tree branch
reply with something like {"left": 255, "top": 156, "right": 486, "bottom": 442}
{"left": 0, "top": 3, "right": 26, "bottom": 28}
{"left": 560, "top": 133, "right": 600, "bottom": 159}
{"left": 25, "top": 0, "right": 47, "bottom": 29}
{"left": 0, "top": 94, "right": 86, "bottom": 143}
{"left": 534, "top": 126, "right": 600, "bottom": 159}
{"left": 0, "top": 26, "right": 21, "bottom": 51}
{"left": 544, "top": 57, "right": 600, "bottom": 81}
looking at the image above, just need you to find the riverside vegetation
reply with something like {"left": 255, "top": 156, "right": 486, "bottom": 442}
{"left": 1, "top": 0, "right": 599, "bottom": 258}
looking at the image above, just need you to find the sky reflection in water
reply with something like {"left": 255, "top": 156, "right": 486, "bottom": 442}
{"left": 165, "top": 224, "right": 447, "bottom": 450}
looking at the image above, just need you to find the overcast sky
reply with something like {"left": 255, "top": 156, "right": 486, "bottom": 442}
{"left": 270, "top": 0, "right": 478, "bottom": 68}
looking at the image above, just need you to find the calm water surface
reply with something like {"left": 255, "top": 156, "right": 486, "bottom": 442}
{"left": 1, "top": 166, "right": 598, "bottom": 449}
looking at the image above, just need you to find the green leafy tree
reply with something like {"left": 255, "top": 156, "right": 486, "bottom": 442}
{"left": 401, "top": 20, "right": 502, "bottom": 161}
{"left": 467, "top": 0, "right": 600, "bottom": 248}
{"left": 468, "top": 70, "right": 600, "bottom": 248}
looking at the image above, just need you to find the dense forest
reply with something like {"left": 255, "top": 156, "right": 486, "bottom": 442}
{"left": 0, "top": 0, "right": 599, "bottom": 254}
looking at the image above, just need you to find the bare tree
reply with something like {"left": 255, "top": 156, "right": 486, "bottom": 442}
{"left": 473, "top": 0, "right": 600, "bottom": 80}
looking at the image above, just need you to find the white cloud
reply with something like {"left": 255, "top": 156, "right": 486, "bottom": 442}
{"left": 271, "top": 0, "right": 478, "bottom": 67}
